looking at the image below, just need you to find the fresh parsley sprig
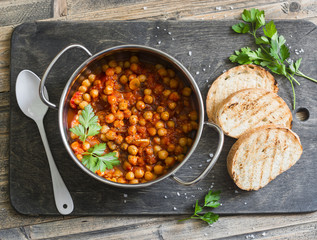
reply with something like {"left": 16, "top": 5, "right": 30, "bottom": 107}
{"left": 230, "top": 8, "right": 317, "bottom": 109}
{"left": 82, "top": 143, "right": 120, "bottom": 173}
{"left": 179, "top": 190, "right": 221, "bottom": 225}
{"left": 70, "top": 104, "right": 101, "bottom": 143}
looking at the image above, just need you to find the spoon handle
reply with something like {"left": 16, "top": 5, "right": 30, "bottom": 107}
{"left": 36, "top": 120, "right": 74, "bottom": 215}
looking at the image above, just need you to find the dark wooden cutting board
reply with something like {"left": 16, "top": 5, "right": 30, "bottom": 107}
{"left": 9, "top": 20, "right": 317, "bottom": 215}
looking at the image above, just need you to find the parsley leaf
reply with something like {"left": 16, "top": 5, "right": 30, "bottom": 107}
{"left": 70, "top": 104, "right": 102, "bottom": 142}
{"left": 82, "top": 143, "right": 120, "bottom": 173}
{"left": 179, "top": 190, "right": 221, "bottom": 225}
{"left": 230, "top": 8, "right": 317, "bottom": 109}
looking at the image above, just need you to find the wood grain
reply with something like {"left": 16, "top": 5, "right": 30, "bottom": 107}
{"left": 0, "top": 0, "right": 317, "bottom": 239}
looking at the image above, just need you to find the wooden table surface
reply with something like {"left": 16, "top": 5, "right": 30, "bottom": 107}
{"left": 1, "top": 0, "right": 317, "bottom": 239}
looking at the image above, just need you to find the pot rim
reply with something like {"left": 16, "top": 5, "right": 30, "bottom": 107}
{"left": 58, "top": 44, "right": 204, "bottom": 188}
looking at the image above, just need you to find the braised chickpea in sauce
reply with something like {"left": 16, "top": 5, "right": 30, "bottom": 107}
{"left": 69, "top": 55, "right": 198, "bottom": 184}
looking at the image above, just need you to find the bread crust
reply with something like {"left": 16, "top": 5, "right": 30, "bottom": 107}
{"left": 227, "top": 125, "right": 303, "bottom": 191}
{"left": 206, "top": 64, "right": 278, "bottom": 122}
{"left": 215, "top": 88, "right": 292, "bottom": 138}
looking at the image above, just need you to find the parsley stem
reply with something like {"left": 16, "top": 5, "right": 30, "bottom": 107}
{"left": 286, "top": 75, "right": 296, "bottom": 109}
{"left": 295, "top": 71, "right": 317, "bottom": 83}
{"left": 288, "top": 74, "right": 300, "bottom": 85}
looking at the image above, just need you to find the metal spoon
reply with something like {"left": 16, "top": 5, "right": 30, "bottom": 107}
{"left": 16, "top": 70, "right": 74, "bottom": 215}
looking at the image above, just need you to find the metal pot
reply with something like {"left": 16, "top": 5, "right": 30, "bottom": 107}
{"left": 39, "top": 44, "right": 224, "bottom": 188}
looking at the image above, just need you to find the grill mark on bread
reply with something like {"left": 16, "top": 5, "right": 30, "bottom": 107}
{"left": 259, "top": 132, "right": 270, "bottom": 187}
{"left": 269, "top": 130, "right": 279, "bottom": 180}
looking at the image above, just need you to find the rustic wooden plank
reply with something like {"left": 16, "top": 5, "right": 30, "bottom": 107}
{"left": 0, "top": 0, "right": 53, "bottom": 27}
{"left": 53, "top": 0, "right": 67, "bottom": 18}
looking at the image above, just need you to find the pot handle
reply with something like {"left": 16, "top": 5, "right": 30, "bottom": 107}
{"left": 39, "top": 44, "right": 93, "bottom": 110}
{"left": 172, "top": 121, "right": 224, "bottom": 186}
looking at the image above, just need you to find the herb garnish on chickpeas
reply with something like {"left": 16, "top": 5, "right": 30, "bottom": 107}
{"left": 68, "top": 55, "right": 198, "bottom": 184}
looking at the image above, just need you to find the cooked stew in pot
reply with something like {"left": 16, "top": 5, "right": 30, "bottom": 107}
{"left": 68, "top": 55, "right": 198, "bottom": 184}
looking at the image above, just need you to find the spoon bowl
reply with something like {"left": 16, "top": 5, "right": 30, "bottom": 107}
{"left": 16, "top": 70, "right": 74, "bottom": 215}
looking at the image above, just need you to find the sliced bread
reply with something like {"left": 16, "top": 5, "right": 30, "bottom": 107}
{"left": 215, "top": 88, "right": 292, "bottom": 138}
{"left": 206, "top": 64, "right": 278, "bottom": 122}
{"left": 227, "top": 125, "right": 303, "bottom": 191}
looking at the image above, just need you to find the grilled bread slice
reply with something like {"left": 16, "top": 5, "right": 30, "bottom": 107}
{"left": 215, "top": 88, "right": 292, "bottom": 138}
{"left": 227, "top": 125, "right": 303, "bottom": 191}
{"left": 206, "top": 64, "right": 278, "bottom": 122}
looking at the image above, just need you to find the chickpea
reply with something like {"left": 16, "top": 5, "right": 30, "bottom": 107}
{"left": 144, "top": 95, "right": 153, "bottom": 104}
{"left": 153, "top": 145, "right": 162, "bottom": 153}
{"left": 121, "top": 142, "right": 128, "bottom": 151}
{"left": 113, "top": 169, "right": 123, "bottom": 177}
{"left": 138, "top": 74, "right": 147, "bottom": 82}
{"left": 117, "top": 177, "right": 127, "bottom": 184}
{"left": 124, "top": 109, "right": 131, "bottom": 119}
{"left": 83, "top": 93, "right": 91, "bottom": 102}
{"left": 82, "top": 141, "right": 91, "bottom": 151}
{"left": 79, "top": 101, "right": 88, "bottom": 109}
{"left": 108, "top": 60, "right": 117, "bottom": 68}
{"left": 147, "top": 127, "right": 156, "bottom": 136}
{"left": 168, "top": 102, "right": 177, "bottom": 110}
{"left": 183, "top": 99, "right": 190, "bottom": 107}
{"left": 183, "top": 123, "right": 193, "bottom": 133}
{"left": 182, "top": 87, "right": 192, "bottom": 96}
{"left": 101, "top": 94, "right": 108, "bottom": 102}
{"left": 106, "top": 68, "right": 115, "bottom": 76}
{"left": 177, "top": 154, "right": 185, "bottom": 162}
{"left": 163, "top": 77, "right": 170, "bottom": 85}
{"left": 82, "top": 79, "right": 91, "bottom": 87}
{"left": 102, "top": 64, "right": 109, "bottom": 72}
{"left": 129, "top": 115, "right": 138, "bottom": 125}
{"left": 126, "top": 171, "right": 135, "bottom": 180}
{"left": 130, "top": 56, "right": 139, "bottom": 63}
{"left": 100, "top": 134, "right": 107, "bottom": 142}
{"left": 101, "top": 125, "right": 110, "bottom": 134}
{"left": 157, "top": 68, "right": 168, "bottom": 77}
{"left": 105, "top": 130, "right": 116, "bottom": 140}
{"left": 153, "top": 137, "right": 161, "bottom": 144}
{"left": 73, "top": 95, "right": 82, "bottom": 105}
{"left": 161, "top": 111, "right": 169, "bottom": 121}
{"left": 144, "top": 171, "right": 155, "bottom": 181}
{"left": 155, "top": 64, "right": 163, "bottom": 69}
{"left": 157, "top": 106, "right": 165, "bottom": 113}
{"left": 107, "top": 95, "right": 117, "bottom": 105}
{"left": 158, "top": 128, "right": 167, "bottom": 136}
{"left": 90, "top": 89, "right": 99, "bottom": 98}
{"left": 114, "top": 66, "right": 122, "bottom": 74}
{"left": 165, "top": 156, "right": 175, "bottom": 167}
{"left": 115, "top": 110, "right": 124, "bottom": 120}
{"left": 113, "top": 120, "right": 124, "bottom": 128}
{"left": 128, "top": 155, "right": 138, "bottom": 165}
{"left": 131, "top": 106, "right": 138, "bottom": 115}
{"left": 88, "top": 74, "right": 96, "bottom": 82}
{"left": 128, "top": 145, "right": 138, "bottom": 155}
{"left": 115, "top": 135, "right": 124, "bottom": 145}
{"left": 128, "top": 125, "right": 137, "bottom": 135}
{"left": 123, "top": 161, "right": 132, "bottom": 171}
{"left": 139, "top": 118, "right": 146, "bottom": 126}
{"left": 168, "top": 69, "right": 175, "bottom": 77}
{"left": 144, "top": 89, "right": 152, "bottom": 95}
{"left": 70, "top": 132, "right": 78, "bottom": 139}
{"left": 154, "top": 165, "right": 164, "bottom": 175}
{"left": 129, "top": 74, "right": 136, "bottom": 81}
{"left": 129, "top": 78, "right": 141, "bottom": 90}
{"left": 76, "top": 154, "right": 83, "bottom": 161}
{"left": 120, "top": 75, "right": 128, "bottom": 84}
{"left": 104, "top": 85, "right": 113, "bottom": 95}
{"left": 169, "top": 79, "right": 179, "bottom": 89}
{"left": 189, "top": 111, "right": 198, "bottom": 121}
{"left": 187, "top": 138, "right": 193, "bottom": 146}
{"left": 119, "top": 100, "right": 128, "bottom": 110}
{"left": 105, "top": 114, "right": 115, "bottom": 123}
{"left": 124, "top": 61, "right": 130, "bottom": 68}
{"left": 134, "top": 168, "right": 145, "bottom": 179}
{"left": 78, "top": 85, "right": 87, "bottom": 93}
{"left": 174, "top": 145, "right": 183, "bottom": 155}
{"left": 130, "top": 63, "right": 139, "bottom": 72}
{"left": 155, "top": 121, "right": 164, "bottom": 129}
{"left": 167, "top": 120, "right": 175, "bottom": 128}
{"left": 179, "top": 137, "right": 187, "bottom": 147}
{"left": 108, "top": 141, "right": 117, "bottom": 150}
{"left": 136, "top": 101, "right": 145, "bottom": 110}
{"left": 143, "top": 111, "right": 153, "bottom": 121}
{"left": 169, "top": 92, "right": 180, "bottom": 101}
{"left": 162, "top": 89, "right": 171, "bottom": 97}
{"left": 158, "top": 150, "right": 168, "bottom": 160}
{"left": 167, "top": 144, "right": 175, "bottom": 152}
{"left": 129, "top": 179, "right": 139, "bottom": 184}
